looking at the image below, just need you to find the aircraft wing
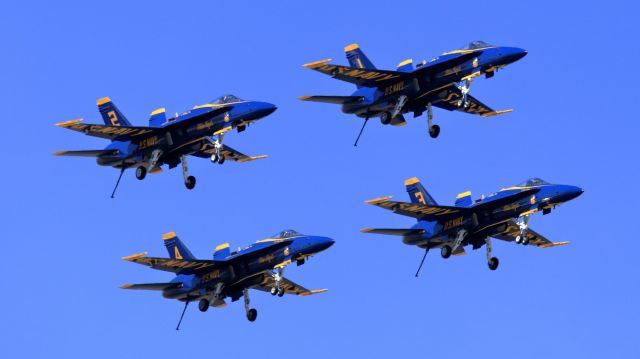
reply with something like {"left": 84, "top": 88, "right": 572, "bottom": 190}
{"left": 303, "top": 59, "right": 405, "bottom": 87}
{"left": 121, "top": 252, "right": 220, "bottom": 275}
{"left": 360, "top": 228, "right": 424, "bottom": 236}
{"left": 53, "top": 149, "right": 118, "bottom": 157}
{"left": 365, "top": 196, "right": 466, "bottom": 221}
{"left": 120, "top": 282, "right": 183, "bottom": 291}
{"left": 191, "top": 143, "right": 267, "bottom": 163}
{"left": 253, "top": 273, "right": 327, "bottom": 296}
{"left": 298, "top": 95, "right": 364, "bottom": 104}
{"left": 431, "top": 85, "right": 512, "bottom": 117}
{"left": 55, "top": 119, "right": 156, "bottom": 140}
{"left": 492, "top": 220, "right": 569, "bottom": 248}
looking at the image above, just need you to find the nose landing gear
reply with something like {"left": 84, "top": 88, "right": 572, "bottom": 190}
{"left": 180, "top": 155, "right": 196, "bottom": 190}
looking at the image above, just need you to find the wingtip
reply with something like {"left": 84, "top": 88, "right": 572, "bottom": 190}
{"left": 365, "top": 196, "right": 392, "bottom": 204}
{"left": 52, "top": 151, "right": 65, "bottom": 156}
{"left": 482, "top": 109, "right": 513, "bottom": 118}
{"left": 55, "top": 118, "right": 83, "bottom": 127}
{"left": 303, "top": 59, "right": 332, "bottom": 69}
{"left": 540, "top": 241, "right": 570, "bottom": 248}
{"left": 122, "top": 252, "right": 148, "bottom": 261}
{"left": 300, "top": 289, "right": 328, "bottom": 296}
{"left": 120, "top": 284, "right": 134, "bottom": 289}
{"left": 298, "top": 95, "right": 312, "bottom": 101}
{"left": 360, "top": 228, "right": 375, "bottom": 233}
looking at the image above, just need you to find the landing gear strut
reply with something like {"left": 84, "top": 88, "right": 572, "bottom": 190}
{"left": 243, "top": 289, "right": 257, "bottom": 322}
{"left": 514, "top": 215, "right": 530, "bottom": 245}
{"left": 181, "top": 155, "right": 196, "bottom": 190}
{"left": 486, "top": 237, "right": 499, "bottom": 270}
{"left": 427, "top": 103, "right": 440, "bottom": 138}
{"left": 271, "top": 267, "right": 285, "bottom": 297}
{"left": 208, "top": 134, "right": 226, "bottom": 164}
{"left": 457, "top": 79, "right": 473, "bottom": 108}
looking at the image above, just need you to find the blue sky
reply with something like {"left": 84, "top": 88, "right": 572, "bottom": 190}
{"left": 2, "top": 1, "right": 638, "bottom": 358}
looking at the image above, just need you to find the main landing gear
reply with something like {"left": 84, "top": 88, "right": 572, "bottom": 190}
{"left": 243, "top": 289, "right": 258, "bottom": 322}
{"left": 426, "top": 102, "right": 440, "bottom": 139}
{"left": 514, "top": 215, "right": 530, "bottom": 245}
{"left": 207, "top": 134, "right": 226, "bottom": 164}
{"left": 270, "top": 267, "right": 285, "bottom": 297}
{"left": 181, "top": 155, "right": 196, "bottom": 190}
{"left": 485, "top": 237, "right": 499, "bottom": 270}
{"left": 457, "top": 79, "right": 473, "bottom": 109}
{"left": 135, "top": 166, "right": 146, "bottom": 180}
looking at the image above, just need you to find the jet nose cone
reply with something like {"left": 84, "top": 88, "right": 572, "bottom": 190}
{"left": 253, "top": 102, "right": 277, "bottom": 119}
{"left": 501, "top": 47, "right": 527, "bottom": 65}
{"left": 568, "top": 186, "right": 584, "bottom": 200}
{"left": 314, "top": 237, "right": 335, "bottom": 252}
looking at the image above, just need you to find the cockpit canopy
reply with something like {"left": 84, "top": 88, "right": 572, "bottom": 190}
{"left": 517, "top": 178, "right": 551, "bottom": 187}
{"left": 271, "top": 229, "right": 302, "bottom": 239}
{"left": 210, "top": 94, "right": 244, "bottom": 104}
{"left": 460, "top": 40, "right": 493, "bottom": 50}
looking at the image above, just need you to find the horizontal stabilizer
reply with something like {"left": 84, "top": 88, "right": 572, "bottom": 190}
{"left": 120, "top": 282, "right": 183, "bottom": 291}
{"left": 360, "top": 228, "right": 424, "bottom": 236}
{"left": 53, "top": 149, "right": 118, "bottom": 157}
{"left": 298, "top": 95, "right": 364, "bottom": 104}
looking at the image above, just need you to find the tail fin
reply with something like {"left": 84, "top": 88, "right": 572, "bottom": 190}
{"left": 163, "top": 232, "right": 195, "bottom": 260}
{"left": 405, "top": 177, "right": 437, "bottom": 206}
{"left": 96, "top": 97, "right": 132, "bottom": 127}
{"left": 344, "top": 43, "right": 376, "bottom": 70}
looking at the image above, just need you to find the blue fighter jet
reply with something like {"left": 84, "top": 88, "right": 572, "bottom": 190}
{"left": 121, "top": 230, "right": 334, "bottom": 327}
{"left": 362, "top": 177, "right": 582, "bottom": 273}
{"left": 54, "top": 95, "right": 276, "bottom": 196}
{"left": 300, "top": 41, "right": 526, "bottom": 145}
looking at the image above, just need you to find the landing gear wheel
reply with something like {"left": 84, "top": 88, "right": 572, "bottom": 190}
{"left": 185, "top": 176, "right": 196, "bottom": 190}
{"left": 135, "top": 166, "right": 147, "bottom": 180}
{"left": 217, "top": 155, "right": 225, "bottom": 165}
{"left": 380, "top": 112, "right": 392, "bottom": 125}
{"left": 277, "top": 288, "right": 285, "bottom": 297}
{"left": 488, "top": 257, "right": 499, "bottom": 271}
{"left": 515, "top": 235, "right": 522, "bottom": 244}
{"left": 429, "top": 124, "right": 440, "bottom": 139}
{"left": 522, "top": 237, "right": 530, "bottom": 246}
{"left": 210, "top": 153, "right": 218, "bottom": 163}
{"left": 246, "top": 308, "right": 258, "bottom": 322}
{"left": 270, "top": 287, "right": 278, "bottom": 296}
{"left": 441, "top": 245, "right": 452, "bottom": 259}
{"left": 198, "top": 299, "right": 209, "bottom": 312}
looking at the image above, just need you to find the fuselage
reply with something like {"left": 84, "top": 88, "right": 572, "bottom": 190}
{"left": 341, "top": 45, "right": 527, "bottom": 118}
{"left": 161, "top": 234, "right": 334, "bottom": 302}
{"left": 96, "top": 99, "right": 276, "bottom": 168}
{"left": 404, "top": 182, "right": 582, "bottom": 248}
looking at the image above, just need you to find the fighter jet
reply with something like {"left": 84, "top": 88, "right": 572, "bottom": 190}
{"left": 362, "top": 177, "right": 582, "bottom": 273}
{"left": 54, "top": 95, "right": 276, "bottom": 195}
{"left": 121, "top": 230, "right": 334, "bottom": 328}
{"left": 300, "top": 41, "right": 526, "bottom": 145}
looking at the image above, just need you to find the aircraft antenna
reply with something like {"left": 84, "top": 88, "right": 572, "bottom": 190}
{"left": 414, "top": 249, "right": 429, "bottom": 277}
{"left": 176, "top": 300, "right": 190, "bottom": 331}
{"left": 353, "top": 117, "right": 369, "bottom": 147}
{"left": 110, "top": 168, "right": 125, "bottom": 199}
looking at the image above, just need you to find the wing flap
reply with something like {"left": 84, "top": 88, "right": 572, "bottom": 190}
{"left": 365, "top": 196, "right": 466, "bottom": 221}
{"left": 253, "top": 274, "right": 327, "bottom": 296}
{"left": 121, "top": 252, "right": 220, "bottom": 274}
{"left": 492, "top": 220, "right": 569, "bottom": 248}
{"left": 191, "top": 142, "right": 267, "bottom": 163}
{"left": 55, "top": 119, "right": 155, "bottom": 140}
{"left": 303, "top": 60, "right": 405, "bottom": 87}
{"left": 430, "top": 86, "right": 512, "bottom": 117}
{"left": 298, "top": 95, "right": 364, "bottom": 104}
